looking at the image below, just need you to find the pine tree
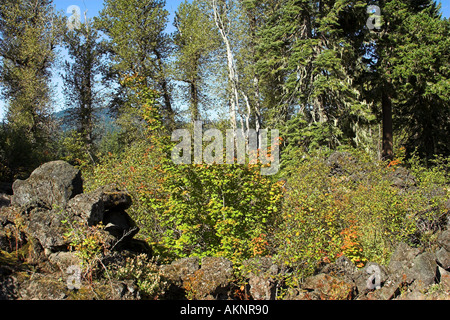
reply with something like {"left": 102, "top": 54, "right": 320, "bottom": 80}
{"left": 96, "top": 0, "right": 175, "bottom": 131}
{"left": 0, "top": 0, "right": 63, "bottom": 175}
{"left": 366, "top": 0, "right": 449, "bottom": 160}
{"left": 256, "top": 0, "right": 372, "bottom": 152}
{"left": 173, "top": 0, "right": 219, "bottom": 122}
{"left": 62, "top": 20, "right": 107, "bottom": 158}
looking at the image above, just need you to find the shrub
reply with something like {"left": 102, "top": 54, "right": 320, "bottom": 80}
{"left": 274, "top": 148, "right": 448, "bottom": 286}
{"left": 62, "top": 218, "right": 110, "bottom": 282}
{"left": 84, "top": 140, "right": 165, "bottom": 242}
{"left": 85, "top": 76, "right": 284, "bottom": 265}
{"left": 113, "top": 254, "right": 166, "bottom": 299}
{"left": 274, "top": 157, "right": 345, "bottom": 284}
{"left": 155, "top": 163, "right": 283, "bottom": 264}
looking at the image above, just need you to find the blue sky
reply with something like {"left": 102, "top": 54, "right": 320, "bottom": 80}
{"left": 0, "top": 0, "right": 449, "bottom": 121}
{"left": 55, "top": 0, "right": 180, "bottom": 32}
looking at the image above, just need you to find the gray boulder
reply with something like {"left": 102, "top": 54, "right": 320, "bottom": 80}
{"left": 160, "top": 257, "right": 200, "bottom": 284}
{"left": 410, "top": 252, "right": 437, "bottom": 289}
{"left": 22, "top": 206, "right": 70, "bottom": 252}
{"left": 186, "top": 257, "right": 234, "bottom": 299}
{"left": 388, "top": 242, "right": 420, "bottom": 277}
{"left": 159, "top": 257, "right": 200, "bottom": 299}
{"left": 11, "top": 161, "right": 83, "bottom": 208}
{"left": 66, "top": 190, "right": 104, "bottom": 226}
{"left": 320, "top": 256, "right": 358, "bottom": 279}
{"left": 67, "top": 184, "right": 136, "bottom": 240}
{"left": 242, "top": 257, "right": 279, "bottom": 300}
{"left": 436, "top": 247, "right": 450, "bottom": 270}
{"left": 353, "top": 262, "right": 388, "bottom": 295}
{"left": 437, "top": 230, "right": 450, "bottom": 252}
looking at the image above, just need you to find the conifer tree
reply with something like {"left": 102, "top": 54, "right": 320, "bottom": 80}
{"left": 96, "top": 0, "right": 175, "bottom": 131}
{"left": 173, "top": 0, "right": 219, "bottom": 122}
{"left": 256, "top": 0, "right": 371, "bottom": 152}
{"left": 62, "top": 20, "right": 107, "bottom": 158}
{"left": 0, "top": 0, "right": 63, "bottom": 175}
{"left": 366, "top": 0, "right": 449, "bottom": 160}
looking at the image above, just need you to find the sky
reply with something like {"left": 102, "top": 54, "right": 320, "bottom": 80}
{"left": 55, "top": 0, "right": 180, "bottom": 32}
{"left": 0, "top": 0, "right": 449, "bottom": 121}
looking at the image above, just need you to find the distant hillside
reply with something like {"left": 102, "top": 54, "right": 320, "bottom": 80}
{"left": 53, "top": 107, "right": 118, "bottom": 134}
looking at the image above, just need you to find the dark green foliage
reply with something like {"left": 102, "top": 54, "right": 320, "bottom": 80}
{"left": 96, "top": 0, "right": 175, "bottom": 130}
{"left": 0, "top": 0, "right": 63, "bottom": 178}
{"left": 62, "top": 21, "right": 107, "bottom": 158}
{"left": 363, "top": 0, "right": 449, "bottom": 160}
{"left": 173, "top": 0, "right": 219, "bottom": 122}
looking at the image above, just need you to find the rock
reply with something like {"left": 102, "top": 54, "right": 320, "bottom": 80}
{"left": 437, "top": 230, "right": 450, "bottom": 252}
{"left": 388, "top": 166, "right": 417, "bottom": 189}
{"left": 395, "top": 290, "right": 427, "bottom": 300}
{"left": 302, "top": 273, "right": 355, "bottom": 300}
{"left": 22, "top": 206, "right": 70, "bottom": 252}
{"left": 242, "top": 257, "right": 279, "bottom": 300}
{"left": 11, "top": 161, "right": 83, "bottom": 208}
{"left": 160, "top": 257, "right": 200, "bottom": 284}
{"left": 48, "top": 252, "right": 80, "bottom": 273}
{"left": 436, "top": 247, "right": 450, "bottom": 270}
{"left": 67, "top": 185, "right": 136, "bottom": 239}
{"left": 123, "top": 239, "right": 152, "bottom": 256}
{"left": 18, "top": 273, "right": 67, "bottom": 300}
{"left": 410, "top": 252, "right": 437, "bottom": 290}
{"left": 185, "top": 257, "right": 234, "bottom": 300}
{"left": 103, "top": 210, "right": 138, "bottom": 240}
{"left": 66, "top": 190, "right": 105, "bottom": 226}
{"left": 387, "top": 243, "right": 437, "bottom": 292}
{"left": 100, "top": 184, "right": 132, "bottom": 210}
{"left": 353, "top": 262, "right": 388, "bottom": 295}
{"left": 388, "top": 242, "right": 420, "bottom": 277}
{"left": 160, "top": 257, "right": 200, "bottom": 299}
{"left": 438, "top": 266, "right": 450, "bottom": 292}
{"left": 320, "top": 256, "right": 357, "bottom": 279}
{"left": 0, "top": 193, "right": 10, "bottom": 208}
{"left": 283, "top": 287, "right": 320, "bottom": 300}
{"left": 0, "top": 276, "right": 18, "bottom": 300}
{"left": 0, "top": 214, "right": 15, "bottom": 252}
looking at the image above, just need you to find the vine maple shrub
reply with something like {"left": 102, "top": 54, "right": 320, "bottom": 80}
{"left": 86, "top": 75, "right": 284, "bottom": 264}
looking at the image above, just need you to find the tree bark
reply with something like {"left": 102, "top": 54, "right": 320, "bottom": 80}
{"left": 381, "top": 91, "right": 393, "bottom": 160}
{"left": 154, "top": 49, "right": 175, "bottom": 130}
{"left": 211, "top": 0, "right": 238, "bottom": 131}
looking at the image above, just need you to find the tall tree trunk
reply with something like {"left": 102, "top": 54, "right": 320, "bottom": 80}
{"left": 190, "top": 80, "right": 199, "bottom": 121}
{"left": 211, "top": 0, "right": 238, "bottom": 131}
{"left": 154, "top": 49, "right": 175, "bottom": 130}
{"left": 189, "top": 54, "right": 200, "bottom": 122}
{"left": 382, "top": 91, "right": 393, "bottom": 160}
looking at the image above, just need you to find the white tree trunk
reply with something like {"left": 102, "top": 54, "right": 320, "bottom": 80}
{"left": 211, "top": 0, "right": 238, "bottom": 131}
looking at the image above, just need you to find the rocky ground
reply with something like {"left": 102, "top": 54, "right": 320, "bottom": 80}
{"left": 0, "top": 160, "right": 449, "bottom": 300}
